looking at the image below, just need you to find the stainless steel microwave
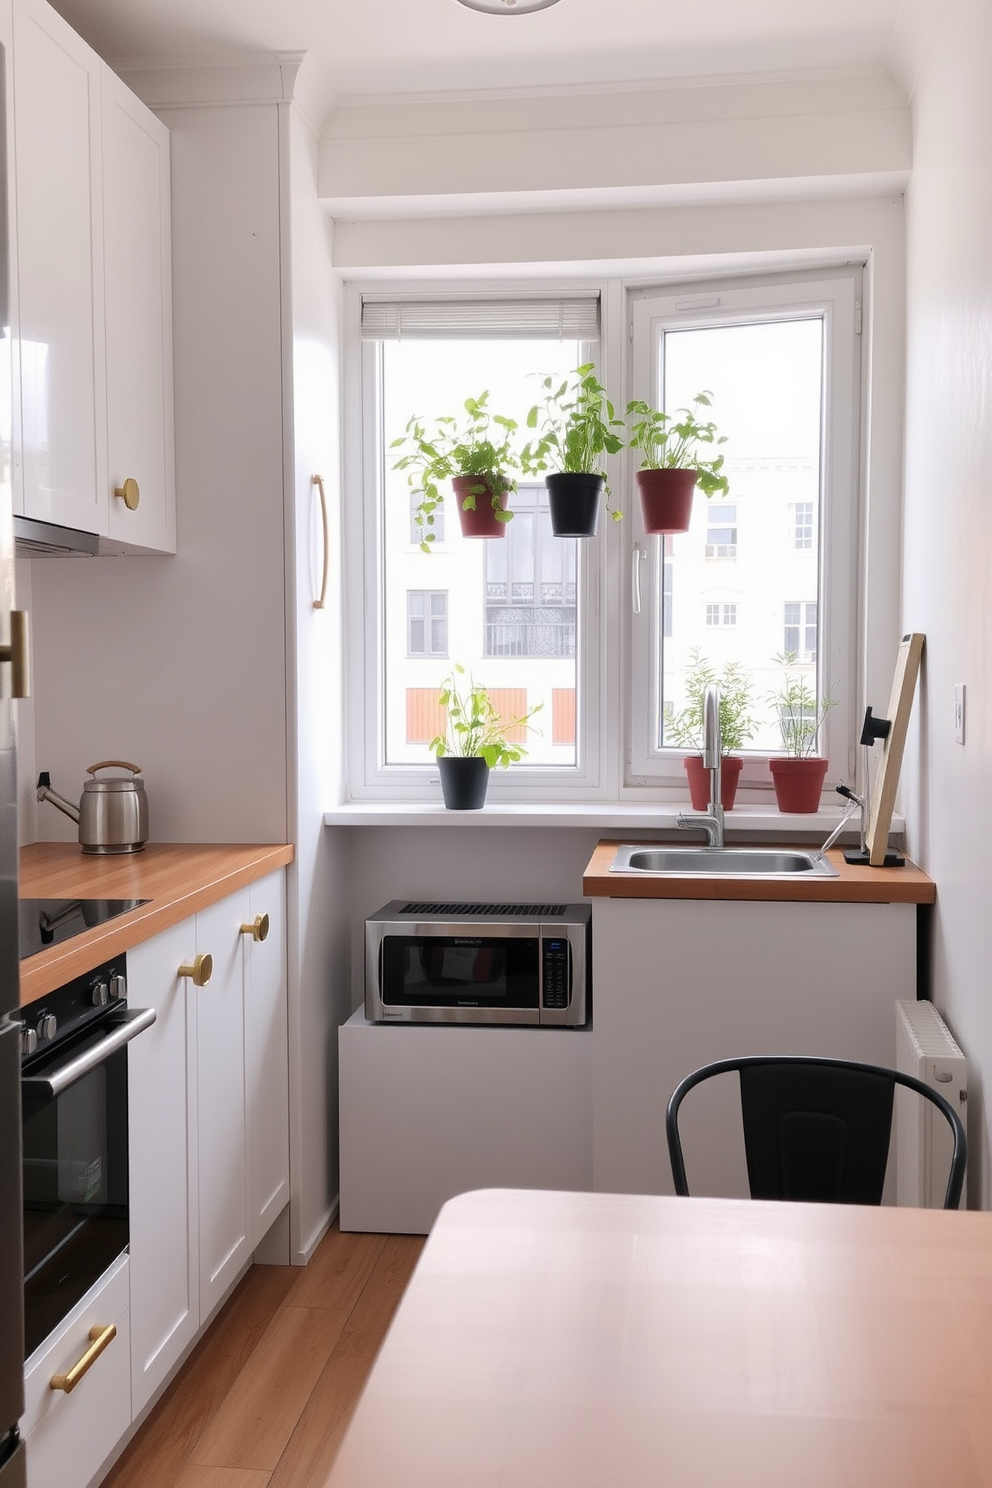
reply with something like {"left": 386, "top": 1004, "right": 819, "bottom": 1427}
{"left": 365, "top": 901, "right": 591, "bottom": 1027}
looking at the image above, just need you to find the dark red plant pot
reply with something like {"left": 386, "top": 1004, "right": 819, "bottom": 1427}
{"left": 769, "top": 757, "right": 829, "bottom": 813}
{"left": 545, "top": 473, "right": 604, "bottom": 537}
{"left": 684, "top": 754, "right": 744, "bottom": 812}
{"left": 451, "top": 476, "right": 508, "bottom": 538}
{"left": 437, "top": 755, "right": 490, "bottom": 810}
{"left": 635, "top": 468, "right": 697, "bottom": 534}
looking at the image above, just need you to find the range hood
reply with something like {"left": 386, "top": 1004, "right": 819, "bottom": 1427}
{"left": 14, "top": 515, "right": 100, "bottom": 557}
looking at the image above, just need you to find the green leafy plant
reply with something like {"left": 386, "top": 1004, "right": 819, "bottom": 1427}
{"left": 768, "top": 653, "right": 837, "bottom": 758}
{"left": 390, "top": 392, "right": 520, "bottom": 553}
{"left": 521, "top": 363, "right": 625, "bottom": 518}
{"left": 664, "top": 649, "right": 757, "bottom": 754}
{"left": 430, "top": 666, "right": 542, "bottom": 768}
{"left": 625, "top": 390, "right": 730, "bottom": 496}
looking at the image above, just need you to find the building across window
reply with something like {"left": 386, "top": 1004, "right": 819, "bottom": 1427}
{"left": 705, "top": 505, "right": 737, "bottom": 558}
{"left": 484, "top": 484, "right": 576, "bottom": 659}
{"left": 784, "top": 600, "right": 817, "bottom": 660}
{"left": 407, "top": 591, "right": 448, "bottom": 657}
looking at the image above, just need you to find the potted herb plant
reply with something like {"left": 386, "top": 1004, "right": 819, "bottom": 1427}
{"left": 767, "top": 654, "right": 836, "bottom": 812}
{"left": 521, "top": 363, "right": 624, "bottom": 537}
{"left": 431, "top": 666, "right": 542, "bottom": 810}
{"left": 390, "top": 392, "right": 519, "bottom": 551}
{"left": 625, "top": 390, "right": 730, "bottom": 534}
{"left": 664, "top": 650, "right": 757, "bottom": 810}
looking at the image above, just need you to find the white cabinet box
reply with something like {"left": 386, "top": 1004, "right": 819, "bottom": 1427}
{"left": 9, "top": 0, "right": 175, "bottom": 551}
{"left": 127, "top": 872, "right": 288, "bottom": 1415}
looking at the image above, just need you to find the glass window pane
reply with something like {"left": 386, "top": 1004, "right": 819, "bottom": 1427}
{"left": 382, "top": 339, "right": 581, "bottom": 766}
{"left": 658, "top": 317, "right": 823, "bottom": 754}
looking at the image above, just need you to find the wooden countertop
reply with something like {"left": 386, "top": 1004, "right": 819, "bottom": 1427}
{"left": 324, "top": 1188, "right": 992, "bottom": 1488}
{"left": 583, "top": 840, "right": 936, "bottom": 903}
{"left": 18, "top": 841, "right": 294, "bottom": 1005}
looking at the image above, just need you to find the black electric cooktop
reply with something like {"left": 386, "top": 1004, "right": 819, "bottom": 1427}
{"left": 18, "top": 898, "right": 148, "bottom": 960}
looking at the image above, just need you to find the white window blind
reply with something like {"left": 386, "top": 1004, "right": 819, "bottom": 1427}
{"left": 361, "top": 296, "right": 600, "bottom": 341}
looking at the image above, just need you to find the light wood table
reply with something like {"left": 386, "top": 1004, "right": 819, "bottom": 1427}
{"left": 325, "top": 1187, "right": 992, "bottom": 1488}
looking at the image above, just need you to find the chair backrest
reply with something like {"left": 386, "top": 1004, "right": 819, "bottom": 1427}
{"left": 666, "top": 1055, "right": 967, "bottom": 1210}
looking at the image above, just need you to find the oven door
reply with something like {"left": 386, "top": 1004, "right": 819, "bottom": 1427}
{"left": 21, "top": 1007, "right": 154, "bottom": 1359}
{"left": 375, "top": 929, "right": 543, "bottom": 1023}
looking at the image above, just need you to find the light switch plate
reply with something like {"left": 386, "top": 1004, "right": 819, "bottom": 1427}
{"left": 954, "top": 683, "right": 966, "bottom": 744}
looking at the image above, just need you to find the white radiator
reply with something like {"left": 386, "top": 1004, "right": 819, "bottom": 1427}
{"left": 894, "top": 999, "right": 968, "bottom": 1208}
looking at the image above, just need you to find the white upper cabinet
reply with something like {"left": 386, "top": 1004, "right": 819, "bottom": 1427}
{"left": 11, "top": 0, "right": 105, "bottom": 533}
{"left": 9, "top": 0, "right": 175, "bottom": 552}
{"left": 102, "top": 68, "right": 175, "bottom": 553}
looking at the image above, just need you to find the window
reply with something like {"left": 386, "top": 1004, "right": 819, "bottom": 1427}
{"left": 705, "top": 603, "right": 737, "bottom": 628}
{"left": 407, "top": 591, "right": 448, "bottom": 657}
{"left": 792, "top": 501, "right": 814, "bottom": 551}
{"left": 705, "top": 505, "right": 737, "bottom": 558}
{"left": 348, "top": 269, "right": 860, "bottom": 800}
{"left": 628, "top": 270, "right": 859, "bottom": 780}
{"left": 352, "top": 292, "right": 599, "bottom": 786}
{"left": 784, "top": 601, "right": 817, "bottom": 661}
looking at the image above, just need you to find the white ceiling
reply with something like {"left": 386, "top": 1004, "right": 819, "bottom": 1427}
{"left": 49, "top": 0, "right": 911, "bottom": 104}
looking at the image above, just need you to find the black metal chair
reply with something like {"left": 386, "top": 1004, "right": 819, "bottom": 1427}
{"left": 666, "top": 1055, "right": 967, "bottom": 1210}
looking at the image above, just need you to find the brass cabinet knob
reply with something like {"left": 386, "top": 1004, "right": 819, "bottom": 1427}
{"left": 50, "top": 1323, "right": 117, "bottom": 1393}
{"left": 114, "top": 477, "right": 140, "bottom": 511}
{"left": 240, "top": 913, "right": 269, "bottom": 943}
{"left": 178, "top": 953, "right": 213, "bottom": 987}
{"left": 0, "top": 611, "right": 30, "bottom": 698}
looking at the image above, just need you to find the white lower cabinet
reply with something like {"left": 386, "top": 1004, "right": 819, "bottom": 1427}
{"left": 126, "top": 871, "right": 288, "bottom": 1418}
{"left": 23, "top": 1256, "right": 131, "bottom": 1488}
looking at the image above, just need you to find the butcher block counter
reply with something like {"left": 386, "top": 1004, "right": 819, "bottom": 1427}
{"left": 19, "top": 841, "right": 294, "bottom": 1005}
{"left": 583, "top": 841, "right": 935, "bottom": 903}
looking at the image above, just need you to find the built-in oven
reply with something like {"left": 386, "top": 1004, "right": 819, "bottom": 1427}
{"left": 17, "top": 947, "right": 154, "bottom": 1359}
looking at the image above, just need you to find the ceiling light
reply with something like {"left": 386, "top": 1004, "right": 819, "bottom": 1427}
{"left": 454, "top": 0, "right": 561, "bottom": 13}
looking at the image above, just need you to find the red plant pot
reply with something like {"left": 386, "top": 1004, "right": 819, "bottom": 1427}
{"left": 635, "top": 468, "right": 697, "bottom": 534}
{"left": 769, "top": 757, "right": 829, "bottom": 813}
{"left": 451, "top": 476, "right": 508, "bottom": 538}
{"left": 684, "top": 754, "right": 744, "bottom": 812}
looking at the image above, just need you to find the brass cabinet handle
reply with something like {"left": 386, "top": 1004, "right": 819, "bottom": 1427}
{"left": 114, "top": 478, "right": 140, "bottom": 511}
{"left": 240, "top": 913, "right": 269, "bottom": 943}
{"left": 178, "top": 953, "right": 213, "bottom": 987}
{"left": 312, "top": 473, "right": 329, "bottom": 611}
{"left": 50, "top": 1323, "right": 117, "bottom": 1393}
{"left": 0, "top": 611, "right": 30, "bottom": 698}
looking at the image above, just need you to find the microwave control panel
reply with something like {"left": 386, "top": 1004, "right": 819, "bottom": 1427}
{"left": 541, "top": 940, "right": 570, "bottom": 1010}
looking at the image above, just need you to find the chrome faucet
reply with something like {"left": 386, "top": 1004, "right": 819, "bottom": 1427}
{"left": 675, "top": 684, "right": 725, "bottom": 848}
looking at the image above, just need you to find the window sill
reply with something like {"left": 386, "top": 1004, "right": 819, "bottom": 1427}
{"left": 324, "top": 801, "right": 901, "bottom": 838}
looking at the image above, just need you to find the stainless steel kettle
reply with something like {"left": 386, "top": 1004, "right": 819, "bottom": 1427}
{"left": 37, "top": 760, "right": 149, "bottom": 854}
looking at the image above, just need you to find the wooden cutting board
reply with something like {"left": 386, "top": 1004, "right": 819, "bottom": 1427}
{"left": 866, "top": 632, "right": 925, "bottom": 866}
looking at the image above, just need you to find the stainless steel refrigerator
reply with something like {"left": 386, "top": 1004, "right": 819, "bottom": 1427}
{"left": 0, "top": 35, "right": 27, "bottom": 1488}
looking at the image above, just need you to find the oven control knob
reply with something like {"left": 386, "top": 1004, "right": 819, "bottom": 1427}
{"left": 91, "top": 982, "right": 110, "bottom": 1007}
{"left": 20, "top": 1026, "right": 37, "bottom": 1056}
{"left": 37, "top": 1013, "right": 57, "bottom": 1042}
{"left": 109, "top": 974, "right": 126, "bottom": 1001}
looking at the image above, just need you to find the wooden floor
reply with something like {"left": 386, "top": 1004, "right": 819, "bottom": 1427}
{"left": 103, "top": 1225, "right": 425, "bottom": 1488}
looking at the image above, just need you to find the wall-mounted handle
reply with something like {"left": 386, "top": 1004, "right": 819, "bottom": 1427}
{"left": 50, "top": 1323, "right": 117, "bottom": 1393}
{"left": 114, "top": 478, "right": 140, "bottom": 510}
{"left": 178, "top": 953, "right": 213, "bottom": 987}
{"left": 631, "top": 544, "right": 644, "bottom": 615}
{"left": 312, "top": 474, "right": 329, "bottom": 611}
{"left": 0, "top": 611, "right": 30, "bottom": 698}
{"left": 240, "top": 913, "right": 269, "bottom": 943}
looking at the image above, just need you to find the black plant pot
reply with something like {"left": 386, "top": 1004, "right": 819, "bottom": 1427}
{"left": 437, "top": 755, "right": 490, "bottom": 810}
{"left": 545, "top": 472, "right": 605, "bottom": 537}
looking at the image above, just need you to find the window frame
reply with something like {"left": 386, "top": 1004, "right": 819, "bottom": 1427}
{"left": 625, "top": 269, "right": 861, "bottom": 792}
{"left": 345, "top": 282, "right": 611, "bottom": 802}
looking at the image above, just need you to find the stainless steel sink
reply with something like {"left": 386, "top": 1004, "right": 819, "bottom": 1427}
{"left": 610, "top": 845, "right": 839, "bottom": 878}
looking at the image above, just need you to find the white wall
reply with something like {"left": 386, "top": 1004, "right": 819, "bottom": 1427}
{"left": 900, "top": 0, "right": 992, "bottom": 1204}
